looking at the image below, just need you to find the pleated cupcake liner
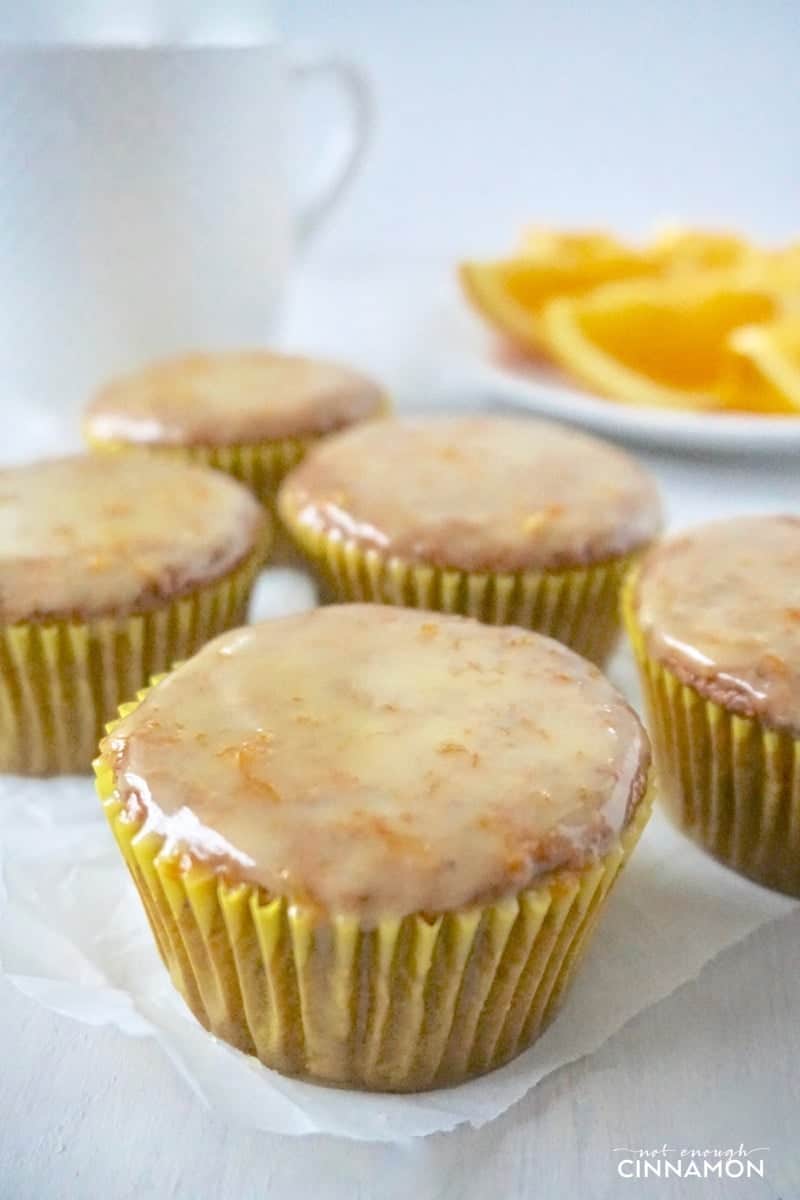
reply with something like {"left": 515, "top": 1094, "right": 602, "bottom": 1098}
{"left": 95, "top": 720, "right": 652, "bottom": 1092}
{"left": 278, "top": 516, "right": 640, "bottom": 665}
{"left": 0, "top": 537, "right": 266, "bottom": 777}
{"left": 623, "top": 574, "right": 800, "bottom": 897}
{"left": 86, "top": 433, "right": 308, "bottom": 505}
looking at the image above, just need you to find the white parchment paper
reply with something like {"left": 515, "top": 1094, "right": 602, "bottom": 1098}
{"left": 0, "top": 572, "right": 796, "bottom": 1141}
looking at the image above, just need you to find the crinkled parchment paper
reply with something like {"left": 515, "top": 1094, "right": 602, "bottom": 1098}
{"left": 0, "top": 575, "right": 795, "bottom": 1140}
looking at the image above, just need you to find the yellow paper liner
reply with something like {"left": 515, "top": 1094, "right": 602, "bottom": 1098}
{"left": 279, "top": 514, "right": 642, "bottom": 665}
{"left": 86, "top": 433, "right": 309, "bottom": 504}
{"left": 0, "top": 534, "right": 267, "bottom": 777}
{"left": 623, "top": 573, "right": 800, "bottom": 897}
{"left": 95, "top": 707, "right": 652, "bottom": 1092}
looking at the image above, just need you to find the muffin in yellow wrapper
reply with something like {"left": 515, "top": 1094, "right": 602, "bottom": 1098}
{"left": 0, "top": 456, "right": 268, "bottom": 775}
{"left": 623, "top": 516, "right": 800, "bottom": 897}
{"left": 83, "top": 352, "right": 389, "bottom": 559}
{"left": 97, "top": 758, "right": 653, "bottom": 1090}
{"left": 95, "top": 606, "right": 653, "bottom": 1091}
{"left": 278, "top": 415, "right": 662, "bottom": 666}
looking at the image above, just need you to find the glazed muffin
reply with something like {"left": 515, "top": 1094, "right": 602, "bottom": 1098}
{"left": 0, "top": 455, "right": 268, "bottom": 775}
{"left": 84, "top": 351, "right": 388, "bottom": 550}
{"left": 96, "top": 605, "right": 652, "bottom": 1092}
{"left": 624, "top": 515, "right": 800, "bottom": 895}
{"left": 278, "top": 415, "right": 662, "bottom": 663}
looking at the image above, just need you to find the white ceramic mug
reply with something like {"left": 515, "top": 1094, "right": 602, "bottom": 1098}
{"left": 0, "top": 43, "right": 372, "bottom": 412}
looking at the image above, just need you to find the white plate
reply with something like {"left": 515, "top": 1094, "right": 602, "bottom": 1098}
{"left": 457, "top": 354, "right": 800, "bottom": 454}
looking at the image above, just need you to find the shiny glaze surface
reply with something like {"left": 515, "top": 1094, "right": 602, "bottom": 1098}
{"left": 85, "top": 352, "right": 386, "bottom": 446}
{"left": 0, "top": 455, "right": 265, "bottom": 622}
{"left": 635, "top": 515, "right": 800, "bottom": 732}
{"left": 278, "top": 416, "right": 662, "bottom": 572}
{"left": 104, "top": 605, "right": 649, "bottom": 923}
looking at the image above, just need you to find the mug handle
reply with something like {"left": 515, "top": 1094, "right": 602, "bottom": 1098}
{"left": 290, "top": 50, "right": 374, "bottom": 244}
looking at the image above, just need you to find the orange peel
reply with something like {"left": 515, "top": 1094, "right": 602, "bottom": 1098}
{"left": 647, "top": 225, "right": 753, "bottom": 273}
{"left": 541, "top": 272, "right": 784, "bottom": 410}
{"left": 723, "top": 315, "right": 800, "bottom": 414}
{"left": 460, "top": 243, "right": 657, "bottom": 356}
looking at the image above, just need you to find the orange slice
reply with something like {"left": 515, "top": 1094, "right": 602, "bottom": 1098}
{"left": 723, "top": 315, "right": 800, "bottom": 414}
{"left": 460, "top": 246, "right": 658, "bottom": 356}
{"left": 541, "top": 273, "right": 783, "bottom": 409}
{"left": 647, "top": 225, "right": 753, "bottom": 273}
{"left": 517, "top": 227, "right": 632, "bottom": 260}
{"left": 748, "top": 243, "right": 800, "bottom": 289}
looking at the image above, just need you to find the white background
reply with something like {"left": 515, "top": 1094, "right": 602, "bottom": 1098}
{"left": 5, "top": 0, "right": 798, "bottom": 255}
{"left": 2, "top": 2, "right": 800, "bottom": 1198}
{"left": 280, "top": 0, "right": 800, "bottom": 260}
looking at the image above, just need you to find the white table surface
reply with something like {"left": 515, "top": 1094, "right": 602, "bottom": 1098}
{"left": 2, "top": 262, "right": 800, "bottom": 1199}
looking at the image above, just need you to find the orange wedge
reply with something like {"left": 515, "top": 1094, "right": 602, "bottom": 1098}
{"left": 723, "top": 315, "right": 800, "bottom": 414}
{"left": 517, "top": 226, "right": 632, "bottom": 260}
{"left": 648, "top": 225, "right": 753, "bottom": 273}
{"left": 541, "top": 273, "right": 784, "bottom": 409}
{"left": 748, "top": 243, "right": 800, "bottom": 290}
{"left": 460, "top": 245, "right": 658, "bottom": 356}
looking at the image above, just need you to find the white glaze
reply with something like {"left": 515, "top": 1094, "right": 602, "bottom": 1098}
{"left": 279, "top": 416, "right": 662, "bottom": 572}
{"left": 0, "top": 455, "right": 265, "bottom": 622}
{"left": 104, "top": 605, "right": 649, "bottom": 923}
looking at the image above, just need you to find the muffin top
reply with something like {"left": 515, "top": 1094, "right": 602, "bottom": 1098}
{"left": 103, "top": 605, "right": 650, "bottom": 924}
{"left": 278, "top": 416, "right": 662, "bottom": 573}
{"left": 634, "top": 515, "right": 800, "bottom": 732}
{"left": 85, "top": 351, "right": 386, "bottom": 447}
{"left": 0, "top": 455, "right": 266, "bottom": 623}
